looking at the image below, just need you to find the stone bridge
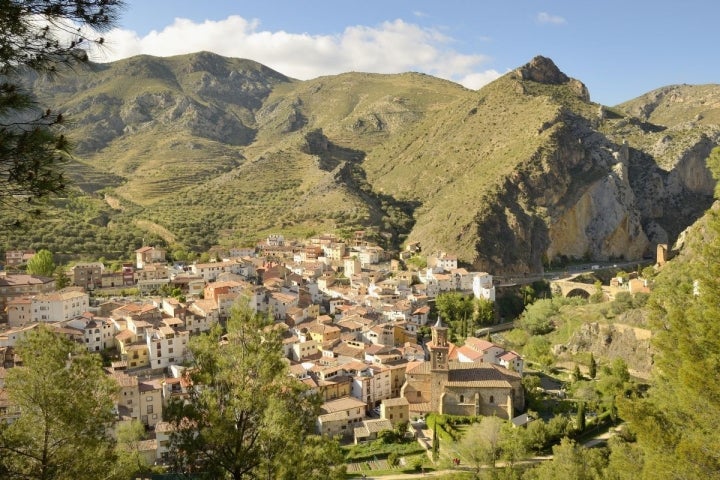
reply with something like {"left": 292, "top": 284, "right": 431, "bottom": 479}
{"left": 550, "top": 279, "right": 620, "bottom": 300}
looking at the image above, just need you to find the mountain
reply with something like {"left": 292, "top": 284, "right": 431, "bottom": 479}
{"left": 5, "top": 53, "right": 719, "bottom": 272}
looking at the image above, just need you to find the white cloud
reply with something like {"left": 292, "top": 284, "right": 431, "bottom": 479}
{"left": 88, "top": 16, "right": 496, "bottom": 88}
{"left": 458, "top": 70, "right": 502, "bottom": 90}
{"left": 536, "top": 12, "right": 566, "bottom": 25}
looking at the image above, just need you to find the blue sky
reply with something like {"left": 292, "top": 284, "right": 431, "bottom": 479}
{"left": 92, "top": 1, "right": 719, "bottom": 105}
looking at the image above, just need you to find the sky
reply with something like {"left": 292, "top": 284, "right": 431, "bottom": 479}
{"left": 87, "top": 0, "right": 719, "bottom": 106}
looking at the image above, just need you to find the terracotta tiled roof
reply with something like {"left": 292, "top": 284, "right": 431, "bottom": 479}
{"left": 320, "top": 396, "right": 367, "bottom": 414}
{"left": 456, "top": 345, "right": 483, "bottom": 361}
{"left": 382, "top": 397, "right": 409, "bottom": 407}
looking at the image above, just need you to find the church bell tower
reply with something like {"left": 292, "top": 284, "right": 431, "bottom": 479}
{"left": 430, "top": 317, "right": 449, "bottom": 371}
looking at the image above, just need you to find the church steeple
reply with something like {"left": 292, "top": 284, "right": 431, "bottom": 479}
{"left": 430, "top": 316, "right": 449, "bottom": 371}
{"left": 431, "top": 316, "right": 448, "bottom": 347}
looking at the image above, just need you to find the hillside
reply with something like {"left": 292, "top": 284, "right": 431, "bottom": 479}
{"left": 2, "top": 53, "right": 719, "bottom": 271}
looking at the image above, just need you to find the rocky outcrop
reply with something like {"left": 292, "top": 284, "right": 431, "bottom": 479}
{"left": 515, "top": 56, "right": 570, "bottom": 84}
{"left": 515, "top": 56, "right": 590, "bottom": 102}
{"left": 560, "top": 322, "right": 653, "bottom": 378}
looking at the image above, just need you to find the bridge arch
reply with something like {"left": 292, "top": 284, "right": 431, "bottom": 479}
{"left": 566, "top": 288, "right": 591, "bottom": 299}
{"left": 550, "top": 280, "right": 598, "bottom": 299}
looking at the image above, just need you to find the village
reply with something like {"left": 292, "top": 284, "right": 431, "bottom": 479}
{"left": 0, "top": 233, "right": 526, "bottom": 462}
{"left": 0, "top": 232, "right": 656, "bottom": 471}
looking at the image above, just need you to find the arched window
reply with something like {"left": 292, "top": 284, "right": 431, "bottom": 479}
{"left": 489, "top": 395, "right": 494, "bottom": 404}
{"left": 459, "top": 394, "right": 464, "bottom": 403}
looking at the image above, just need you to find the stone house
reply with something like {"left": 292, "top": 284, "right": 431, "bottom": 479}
{"left": 381, "top": 397, "right": 410, "bottom": 425}
{"left": 70, "top": 262, "right": 104, "bottom": 290}
{"left": 135, "top": 246, "right": 166, "bottom": 269}
{"left": 0, "top": 273, "right": 55, "bottom": 321}
{"left": 316, "top": 396, "right": 367, "bottom": 438}
{"left": 6, "top": 288, "right": 89, "bottom": 326}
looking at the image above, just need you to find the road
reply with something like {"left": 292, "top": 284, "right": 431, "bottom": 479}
{"left": 494, "top": 259, "right": 654, "bottom": 286}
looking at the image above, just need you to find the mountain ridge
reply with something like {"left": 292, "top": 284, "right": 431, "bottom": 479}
{"left": 3, "top": 52, "right": 718, "bottom": 272}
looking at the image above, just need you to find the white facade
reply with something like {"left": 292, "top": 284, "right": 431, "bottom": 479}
{"left": 190, "top": 260, "right": 252, "bottom": 282}
{"left": 146, "top": 326, "right": 190, "bottom": 370}
{"left": 350, "top": 366, "right": 392, "bottom": 407}
{"left": 472, "top": 273, "right": 496, "bottom": 301}
{"left": 7, "top": 290, "right": 89, "bottom": 326}
{"left": 66, "top": 316, "right": 116, "bottom": 352}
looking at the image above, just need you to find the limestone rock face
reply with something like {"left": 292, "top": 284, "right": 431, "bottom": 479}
{"left": 470, "top": 111, "right": 654, "bottom": 274}
{"left": 515, "top": 56, "right": 570, "bottom": 84}
{"left": 547, "top": 167, "right": 649, "bottom": 262}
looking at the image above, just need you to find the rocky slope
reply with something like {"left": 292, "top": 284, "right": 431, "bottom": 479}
{"left": 11, "top": 53, "right": 719, "bottom": 271}
{"left": 560, "top": 320, "right": 653, "bottom": 378}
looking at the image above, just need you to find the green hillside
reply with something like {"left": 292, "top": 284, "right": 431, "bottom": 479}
{"left": 1, "top": 53, "right": 718, "bottom": 270}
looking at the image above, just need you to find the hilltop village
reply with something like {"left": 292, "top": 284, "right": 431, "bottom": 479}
{"left": 0, "top": 233, "right": 527, "bottom": 460}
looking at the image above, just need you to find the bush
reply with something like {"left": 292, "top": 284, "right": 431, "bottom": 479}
{"left": 633, "top": 292, "right": 650, "bottom": 308}
{"left": 519, "top": 299, "right": 556, "bottom": 335}
{"left": 610, "top": 291, "right": 633, "bottom": 315}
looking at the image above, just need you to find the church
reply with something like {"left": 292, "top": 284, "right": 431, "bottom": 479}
{"left": 400, "top": 318, "right": 524, "bottom": 418}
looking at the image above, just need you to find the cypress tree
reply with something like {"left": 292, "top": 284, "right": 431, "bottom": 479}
{"left": 589, "top": 353, "right": 597, "bottom": 379}
{"left": 576, "top": 401, "right": 586, "bottom": 432}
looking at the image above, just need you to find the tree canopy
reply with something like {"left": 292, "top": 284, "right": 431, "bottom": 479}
{"left": 0, "top": 0, "right": 123, "bottom": 210}
{"left": 25, "top": 248, "right": 55, "bottom": 276}
{"left": 0, "top": 325, "right": 123, "bottom": 480}
{"left": 435, "top": 292, "right": 495, "bottom": 340}
{"left": 164, "top": 299, "right": 345, "bottom": 479}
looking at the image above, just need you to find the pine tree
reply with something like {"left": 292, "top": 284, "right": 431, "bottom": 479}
{"left": 0, "top": 325, "right": 125, "bottom": 479}
{"left": 0, "top": 1, "right": 123, "bottom": 210}
{"left": 615, "top": 146, "right": 720, "bottom": 478}
{"left": 164, "top": 299, "right": 345, "bottom": 479}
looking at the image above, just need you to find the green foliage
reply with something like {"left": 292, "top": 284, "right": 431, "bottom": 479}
{"left": 519, "top": 298, "right": 557, "bottom": 335}
{"left": 164, "top": 299, "right": 344, "bottom": 479}
{"left": 115, "top": 420, "right": 156, "bottom": 477}
{"left": 614, "top": 193, "right": 720, "bottom": 477}
{"left": 523, "top": 438, "right": 607, "bottom": 480}
{"left": 588, "top": 353, "right": 597, "bottom": 380}
{"left": 436, "top": 292, "right": 486, "bottom": 340}
{"left": 632, "top": 292, "right": 650, "bottom": 308}
{"left": 405, "top": 255, "right": 427, "bottom": 270}
{"left": 640, "top": 266, "right": 656, "bottom": 279}
{"left": 54, "top": 266, "right": 70, "bottom": 289}
{"left": 589, "top": 280, "right": 604, "bottom": 303}
{"left": 0, "top": 325, "right": 124, "bottom": 480}
{"left": 342, "top": 437, "right": 423, "bottom": 462}
{"left": 26, "top": 249, "right": 55, "bottom": 276}
{"left": 573, "top": 364, "right": 582, "bottom": 383}
{"left": 522, "top": 336, "right": 553, "bottom": 367}
{"left": 0, "top": 0, "right": 123, "bottom": 210}
{"left": 475, "top": 297, "right": 496, "bottom": 326}
{"left": 455, "top": 417, "right": 506, "bottom": 471}
{"left": 576, "top": 402, "right": 586, "bottom": 432}
{"left": 504, "top": 328, "right": 530, "bottom": 348}
{"left": 610, "top": 291, "right": 633, "bottom": 315}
